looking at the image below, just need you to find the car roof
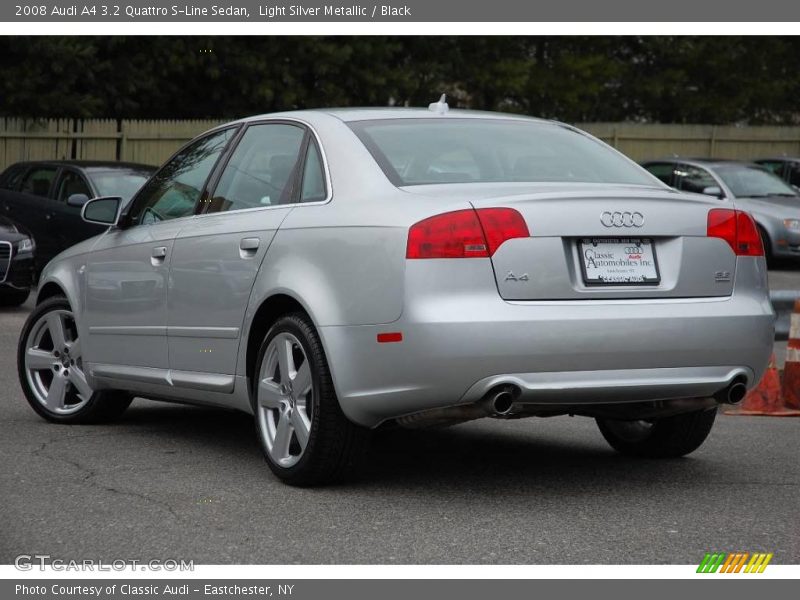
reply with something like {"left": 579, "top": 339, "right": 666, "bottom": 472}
{"left": 10, "top": 160, "right": 155, "bottom": 171}
{"left": 644, "top": 158, "right": 762, "bottom": 169}
{"left": 755, "top": 157, "right": 800, "bottom": 162}
{"left": 235, "top": 107, "right": 553, "bottom": 125}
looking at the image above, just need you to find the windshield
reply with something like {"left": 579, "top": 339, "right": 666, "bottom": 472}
{"left": 348, "top": 118, "right": 658, "bottom": 187}
{"left": 714, "top": 164, "right": 797, "bottom": 198}
{"left": 87, "top": 169, "right": 154, "bottom": 204}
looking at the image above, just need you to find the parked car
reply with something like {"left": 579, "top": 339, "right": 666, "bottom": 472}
{"left": 0, "top": 216, "right": 35, "bottom": 306}
{"left": 18, "top": 106, "right": 773, "bottom": 485}
{"left": 754, "top": 157, "right": 800, "bottom": 191}
{"left": 0, "top": 160, "right": 156, "bottom": 275}
{"left": 641, "top": 158, "right": 800, "bottom": 261}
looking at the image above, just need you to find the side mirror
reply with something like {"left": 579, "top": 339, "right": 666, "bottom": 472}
{"left": 81, "top": 196, "right": 122, "bottom": 226}
{"left": 702, "top": 186, "right": 724, "bottom": 199}
{"left": 66, "top": 193, "right": 90, "bottom": 208}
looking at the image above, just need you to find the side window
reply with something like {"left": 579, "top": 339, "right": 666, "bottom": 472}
{"left": 758, "top": 161, "right": 785, "bottom": 178}
{"left": 208, "top": 123, "right": 305, "bottom": 213}
{"left": 642, "top": 162, "right": 675, "bottom": 186}
{"left": 675, "top": 165, "right": 719, "bottom": 195}
{"left": 0, "top": 164, "right": 27, "bottom": 191}
{"left": 788, "top": 164, "right": 800, "bottom": 189}
{"left": 127, "top": 127, "right": 234, "bottom": 226}
{"left": 20, "top": 167, "right": 57, "bottom": 198}
{"left": 300, "top": 142, "right": 327, "bottom": 203}
{"left": 56, "top": 170, "right": 92, "bottom": 204}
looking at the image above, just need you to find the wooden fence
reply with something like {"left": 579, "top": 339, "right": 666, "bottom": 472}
{"left": 2, "top": 118, "right": 800, "bottom": 170}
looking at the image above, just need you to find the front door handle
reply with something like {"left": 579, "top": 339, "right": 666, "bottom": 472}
{"left": 151, "top": 246, "right": 167, "bottom": 266}
{"left": 239, "top": 237, "right": 260, "bottom": 258}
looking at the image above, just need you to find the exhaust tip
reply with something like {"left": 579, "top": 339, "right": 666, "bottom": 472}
{"left": 727, "top": 382, "right": 747, "bottom": 405}
{"left": 492, "top": 391, "right": 514, "bottom": 415}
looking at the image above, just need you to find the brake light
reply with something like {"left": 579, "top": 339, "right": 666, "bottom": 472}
{"left": 406, "top": 208, "right": 529, "bottom": 259}
{"left": 707, "top": 209, "right": 764, "bottom": 256}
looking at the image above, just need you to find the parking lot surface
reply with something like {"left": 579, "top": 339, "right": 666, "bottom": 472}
{"left": 1, "top": 267, "right": 799, "bottom": 564}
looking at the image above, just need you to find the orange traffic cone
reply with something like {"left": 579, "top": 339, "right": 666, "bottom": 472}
{"left": 724, "top": 352, "right": 800, "bottom": 416}
{"left": 781, "top": 299, "right": 800, "bottom": 411}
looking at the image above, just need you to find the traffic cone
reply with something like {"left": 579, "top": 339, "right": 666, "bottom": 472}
{"left": 781, "top": 299, "right": 800, "bottom": 411}
{"left": 724, "top": 352, "right": 800, "bottom": 416}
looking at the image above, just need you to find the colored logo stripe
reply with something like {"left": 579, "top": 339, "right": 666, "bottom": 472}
{"left": 698, "top": 552, "right": 773, "bottom": 573}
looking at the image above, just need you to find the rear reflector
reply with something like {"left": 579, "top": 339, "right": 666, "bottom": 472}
{"left": 406, "top": 208, "right": 529, "bottom": 259}
{"left": 707, "top": 209, "right": 764, "bottom": 257}
{"left": 377, "top": 332, "right": 403, "bottom": 343}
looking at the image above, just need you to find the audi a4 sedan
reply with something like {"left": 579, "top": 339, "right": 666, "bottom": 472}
{"left": 18, "top": 105, "right": 774, "bottom": 485}
{"left": 641, "top": 158, "right": 800, "bottom": 262}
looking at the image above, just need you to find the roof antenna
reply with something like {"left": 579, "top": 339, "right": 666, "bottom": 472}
{"left": 428, "top": 94, "right": 449, "bottom": 114}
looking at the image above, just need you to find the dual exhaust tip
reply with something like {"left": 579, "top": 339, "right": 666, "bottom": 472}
{"left": 483, "top": 377, "right": 749, "bottom": 414}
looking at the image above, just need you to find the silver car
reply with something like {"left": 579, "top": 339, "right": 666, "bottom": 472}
{"left": 641, "top": 158, "right": 800, "bottom": 261}
{"left": 18, "top": 105, "right": 774, "bottom": 485}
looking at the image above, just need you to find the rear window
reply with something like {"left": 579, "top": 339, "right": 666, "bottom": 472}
{"left": 348, "top": 118, "right": 656, "bottom": 187}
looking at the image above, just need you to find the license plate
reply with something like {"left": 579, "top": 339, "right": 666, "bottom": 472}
{"left": 578, "top": 238, "right": 660, "bottom": 285}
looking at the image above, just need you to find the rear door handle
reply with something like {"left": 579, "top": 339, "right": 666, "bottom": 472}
{"left": 151, "top": 246, "right": 167, "bottom": 266}
{"left": 239, "top": 237, "right": 260, "bottom": 258}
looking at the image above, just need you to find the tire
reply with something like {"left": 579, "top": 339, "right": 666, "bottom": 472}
{"left": 252, "top": 312, "right": 369, "bottom": 486}
{"left": 596, "top": 407, "right": 717, "bottom": 458}
{"left": 17, "top": 296, "right": 132, "bottom": 424}
{"left": 0, "top": 287, "right": 30, "bottom": 307}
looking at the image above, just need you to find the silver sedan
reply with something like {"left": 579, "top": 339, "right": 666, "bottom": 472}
{"left": 17, "top": 104, "right": 774, "bottom": 485}
{"left": 642, "top": 158, "right": 800, "bottom": 261}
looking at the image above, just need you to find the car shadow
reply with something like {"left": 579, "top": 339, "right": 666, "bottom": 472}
{"left": 113, "top": 401, "right": 727, "bottom": 494}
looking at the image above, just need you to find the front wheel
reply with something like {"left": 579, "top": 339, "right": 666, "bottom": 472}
{"left": 253, "top": 313, "right": 369, "bottom": 486}
{"left": 596, "top": 407, "right": 717, "bottom": 458}
{"left": 17, "top": 296, "right": 132, "bottom": 423}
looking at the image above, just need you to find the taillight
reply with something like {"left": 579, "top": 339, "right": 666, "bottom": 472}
{"left": 707, "top": 209, "right": 764, "bottom": 257}
{"left": 406, "top": 208, "right": 529, "bottom": 259}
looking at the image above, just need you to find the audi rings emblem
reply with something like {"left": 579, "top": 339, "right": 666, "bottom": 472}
{"left": 600, "top": 211, "right": 645, "bottom": 228}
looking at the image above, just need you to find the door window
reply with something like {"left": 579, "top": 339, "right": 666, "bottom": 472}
{"left": 675, "top": 165, "right": 719, "bottom": 195}
{"left": 19, "top": 167, "right": 57, "bottom": 198}
{"left": 207, "top": 123, "right": 306, "bottom": 213}
{"left": 56, "top": 170, "right": 92, "bottom": 204}
{"left": 126, "top": 127, "right": 235, "bottom": 226}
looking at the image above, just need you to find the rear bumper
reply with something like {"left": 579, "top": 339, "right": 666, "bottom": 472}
{"left": 321, "top": 259, "right": 774, "bottom": 428}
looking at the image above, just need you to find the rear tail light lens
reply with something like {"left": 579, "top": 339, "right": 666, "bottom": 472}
{"left": 707, "top": 208, "right": 764, "bottom": 256}
{"left": 406, "top": 208, "right": 529, "bottom": 259}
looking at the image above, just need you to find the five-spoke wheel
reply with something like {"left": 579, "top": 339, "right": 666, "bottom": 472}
{"left": 257, "top": 331, "right": 314, "bottom": 467}
{"left": 18, "top": 296, "right": 132, "bottom": 423}
{"left": 253, "top": 313, "right": 369, "bottom": 485}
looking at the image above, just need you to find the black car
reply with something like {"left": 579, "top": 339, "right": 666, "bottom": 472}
{"left": 0, "top": 215, "right": 35, "bottom": 306}
{"left": 0, "top": 160, "right": 156, "bottom": 275}
{"left": 755, "top": 157, "right": 800, "bottom": 191}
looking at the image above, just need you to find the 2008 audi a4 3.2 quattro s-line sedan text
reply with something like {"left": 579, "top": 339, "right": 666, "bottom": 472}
{"left": 17, "top": 101, "right": 774, "bottom": 485}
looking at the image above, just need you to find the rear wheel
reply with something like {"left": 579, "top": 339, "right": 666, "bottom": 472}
{"left": 18, "top": 297, "right": 132, "bottom": 423}
{"left": 596, "top": 407, "right": 717, "bottom": 458}
{"left": 0, "top": 287, "right": 30, "bottom": 306}
{"left": 253, "top": 313, "right": 369, "bottom": 486}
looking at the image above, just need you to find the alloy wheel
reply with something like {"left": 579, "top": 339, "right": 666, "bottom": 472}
{"left": 23, "top": 309, "right": 92, "bottom": 415}
{"left": 257, "top": 332, "right": 314, "bottom": 468}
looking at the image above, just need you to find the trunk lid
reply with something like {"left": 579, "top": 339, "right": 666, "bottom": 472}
{"left": 404, "top": 183, "right": 737, "bottom": 300}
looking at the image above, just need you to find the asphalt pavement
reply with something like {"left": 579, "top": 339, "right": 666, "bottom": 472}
{"left": 1, "top": 267, "right": 799, "bottom": 564}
